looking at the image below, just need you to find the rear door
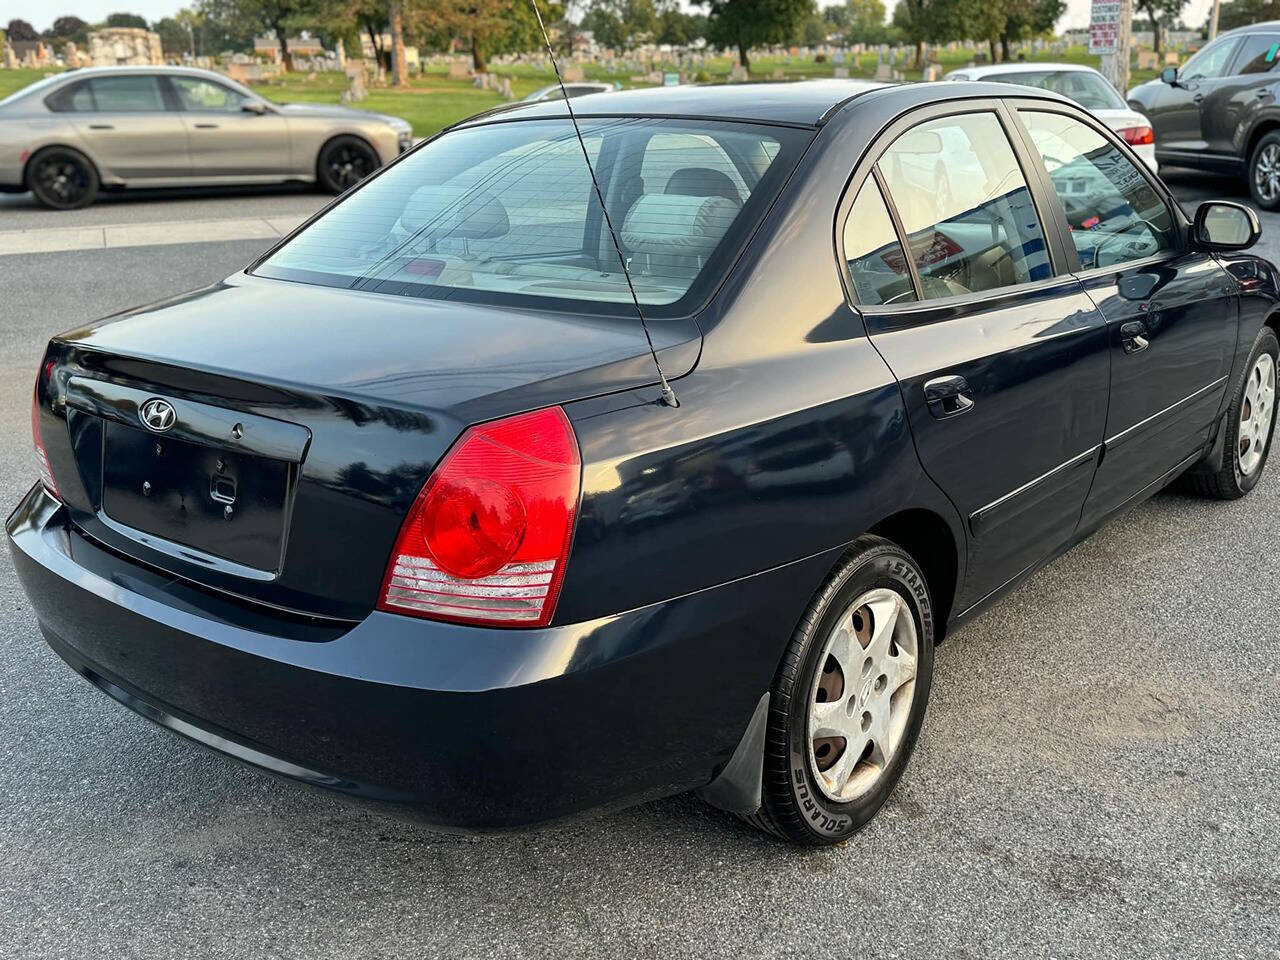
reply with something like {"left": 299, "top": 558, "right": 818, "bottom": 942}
{"left": 70, "top": 74, "right": 189, "bottom": 180}
{"left": 1201, "top": 32, "right": 1280, "bottom": 159}
{"left": 841, "top": 104, "right": 1110, "bottom": 610}
{"left": 1013, "top": 106, "right": 1239, "bottom": 529}
{"left": 166, "top": 74, "right": 292, "bottom": 177}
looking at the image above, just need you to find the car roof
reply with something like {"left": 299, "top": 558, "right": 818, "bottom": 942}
{"left": 39, "top": 64, "right": 244, "bottom": 83}
{"left": 950, "top": 62, "right": 1099, "bottom": 78}
{"left": 459, "top": 79, "right": 1075, "bottom": 130}
{"left": 477, "top": 80, "right": 891, "bottom": 128}
{"left": 1223, "top": 20, "right": 1280, "bottom": 35}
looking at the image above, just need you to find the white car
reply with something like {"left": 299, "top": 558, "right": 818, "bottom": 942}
{"left": 944, "top": 63, "right": 1157, "bottom": 171}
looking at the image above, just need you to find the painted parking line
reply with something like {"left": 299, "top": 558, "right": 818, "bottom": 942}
{"left": 0, "top": 214, "right": 310, "bottom": 257}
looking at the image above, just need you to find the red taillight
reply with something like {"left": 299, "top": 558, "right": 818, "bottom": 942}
{"left": 1121, "top": 125, "right": 1154, "bottom": 146}
{"left": 32, "top": 360, "right": 60, "bottom": 500}
{"left": 378, "top": 406, "right": 581, "bottom": 627}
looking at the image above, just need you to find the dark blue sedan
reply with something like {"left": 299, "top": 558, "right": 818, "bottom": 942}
{"left": 8, "top": 80, "right": 1277, "bottom": 845}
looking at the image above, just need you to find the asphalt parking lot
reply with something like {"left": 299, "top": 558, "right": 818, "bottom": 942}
{"left": 2, "top": 173, "right": 1279, "bottom": 959}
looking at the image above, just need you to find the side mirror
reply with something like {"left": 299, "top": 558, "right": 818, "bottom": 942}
{"left": 241, "top": 100, "right": 267, "bottom": 115}
{"left": 1161, "top": 66, "right": 1178, "bottom": 86}
{"left": 1193, "top": 200, "right": 1260, "bottom": 251}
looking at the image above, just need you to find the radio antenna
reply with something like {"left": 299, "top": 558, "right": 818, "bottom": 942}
{"left": 528, "top": 0, "right": 678, "bottom": 408}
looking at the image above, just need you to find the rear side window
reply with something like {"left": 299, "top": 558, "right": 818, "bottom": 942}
{"left": 256, "top": 118, "right": 808, "bottom": 316}
{"left": 876, "top": 112, "right": 1052, "bottom": 301}
{"left": 1020, "top": 110, "right": 1176, "bottom": 270}
{"left": 89, "top": 76, "right": 166, "bottom": 112}
{"left": 45, "top": 81, "right": 95, "bottom": 113}
{"left": 1233, "top": 34, "right": 1280, "bottom": 75}
{"left": 842, "top": 179, "right": 916, "bottom": 306}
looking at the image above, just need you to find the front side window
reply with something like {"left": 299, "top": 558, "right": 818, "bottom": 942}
{"left": 256, "top": 118, "right": 808, "bottom": 314}
{"left": 842, "top": 178, "right": 916, "bottom": 306}
{"left": 1020, "top": 110, "right": 1176, "bottom": 271}
{"left": 876, "top": 112, "right": 1052, "bottom": 301}
{"left": 88, "top": 76, "right": 166, "bottom": 112}
{"left": 1181, "top": 37, "right": 1241, "bottom": 80}
{"left": 1232, "top": 34, "right": 1280, "bottom": 75}
{"left": 171, "top": 76, "right": 250, "bottom": 112}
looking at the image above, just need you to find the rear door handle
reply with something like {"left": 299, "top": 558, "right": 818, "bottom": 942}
{"left": 923, "top": 375, "right": 974, "bottom": 419}
{"left": 194, "top": 123, "right": 218, "bottom": 129}
{"left": 88, "top": 124, "right": 114, "bottom": 130}
{"left": 1121, "top": 319, "right": 1150, "bottom": 354}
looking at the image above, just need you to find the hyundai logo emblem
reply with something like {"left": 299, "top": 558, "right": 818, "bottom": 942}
{"left": 139, "top": 398, "right": 177, "bottom": 433}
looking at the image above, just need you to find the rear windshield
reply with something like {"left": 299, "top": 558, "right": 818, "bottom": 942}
{"left": 986, "top": 71, "right": 1126, "bottom": 111}
{"left": 255, "top": 117, "right": 809, "bottom": 316}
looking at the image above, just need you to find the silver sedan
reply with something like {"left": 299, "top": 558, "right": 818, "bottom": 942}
{"left": 0, "top": 66, "right": 414, "bottom": 209}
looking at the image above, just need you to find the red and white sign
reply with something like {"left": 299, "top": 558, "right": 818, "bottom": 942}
{"left": 1089, "top": 0, "right": 1121, "bottom": 54}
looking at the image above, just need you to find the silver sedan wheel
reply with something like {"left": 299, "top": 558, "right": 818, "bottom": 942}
{"left": 1257, "top": 144, "right": 1280, "bottom": 203}
{"left": 1239, "top": 353, "right": 1276, "bottom": 476}
{"left": 807, "top": 588, "right": 918, "bottom": 803}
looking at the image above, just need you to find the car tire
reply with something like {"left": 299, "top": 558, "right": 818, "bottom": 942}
{"left": 26, "top": 146, "right": 99, "bottom": 210}
{"left": 741, "top": 535, "right": 935, "bottom": 846}
{"left": 1248, "top": 132, "right": 1280, "bottom": 211}
{"left": 1181, "top": 325, "right": 1279, "bottom": 500}
{"left": 316, "top": 135, "right": 380, "bottom": 194}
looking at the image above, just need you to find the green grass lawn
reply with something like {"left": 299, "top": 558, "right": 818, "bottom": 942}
{"left": 0, "top": 45, "right": 1164, "bottom": 140}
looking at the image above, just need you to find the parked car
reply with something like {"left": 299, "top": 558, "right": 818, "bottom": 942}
{"left": 0, "top": 66, "right": 414, "bottom": 210}
{"left": 9, "top": 80, "right": 1276, "bottom": 846}
{"left": 945, "top": 63, "right": 1157, "bottom": 170}
{"left": 1129, "top": 21, "right": 1280, "bottom": 209}
{"left": 521, "top": 81, "right": 617, "bottom": 102}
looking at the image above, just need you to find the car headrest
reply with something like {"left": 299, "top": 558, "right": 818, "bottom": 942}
{"left": 664, "top": 167, "right": 742, "bottom": 205}
{"left": 399, "top": 185, "right": 509, "bottom": 240}
{"left": 620, "top": 194, "right": 739, "bottom": 258}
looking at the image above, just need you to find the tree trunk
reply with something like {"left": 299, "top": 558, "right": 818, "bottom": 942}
{"left": 914, "top": 39, "right": 923, "bottom": 69}
{"left": 472, "top": 34, "right": 487, "bottom": 74}
{"left": 989, "top": 38, "right": 999, "bottom": 62}
{"left": 390, "top": 0, "right": 408, "bottom": 87}
{"left": 275, "top": 23, "right": 293, "bottom": 72}
{"left": 1001, "top": 36, "right": 1011, "bottom": 62}
{"left": 1150, "top": 14, "right": 1162, "bottom": 54}
{"left": 738, "top": 41, "right": 750, "bottom": 73}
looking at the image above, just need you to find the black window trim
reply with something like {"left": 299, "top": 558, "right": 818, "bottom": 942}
{"left": 1005, "top": 97, "right": 1192, "bottom": 281}
{"left": 832, "top": 96, "right": 1074, "bottom": 320}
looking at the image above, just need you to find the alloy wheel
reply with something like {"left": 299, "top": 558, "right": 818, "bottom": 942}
{"left": 1257, "top": 144, "right": 1280, "bottom": 204}
{"left": 34, "top": 155, "right": 89, "bottom": 207}
{"left": 807, "top": 587, "right": 918, "bottom": 803}
{"left": 1239, "top": 352, "right": 1276, "bottom": 476}
{"left": 327, "top": 144, "right": 375, "bottom": 191}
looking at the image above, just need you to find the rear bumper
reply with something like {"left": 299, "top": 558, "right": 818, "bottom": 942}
{"left": 8, "top": 484, "right": 829, "bottom": 829}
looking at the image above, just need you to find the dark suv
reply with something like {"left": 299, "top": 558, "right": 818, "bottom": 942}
{"left": 1130, "top": 22, "right": 1280, "bottom": 209}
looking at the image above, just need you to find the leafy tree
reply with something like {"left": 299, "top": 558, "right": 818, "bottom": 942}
{"left": 700, "top": 0, "right": 816, "bottom": 71}
{"left": 46, "top": 16, "right": 91, "bottom": 46}
{"left": 836, "top": 0, "right": 888, "bottom": 43}
{"left": 5, "top": 18, "right": 39, "bottom": 42}
{"left": 105, "top": 12, "right": 150, "bottom": 28}
{"left": 891, "top": 0, "right": 953, "bottom": 67}
{"left": 1217, "top": 0, "right": 1280, "bottom": 31}
{"left": 196, "top": 0, "right": 317, "bottom": 69}
{"left": 798, "top": 13, "right": 827, "bottom": 44}
{"left": 418, "top": 0, "right": 561, "bottom": 72}
{"left": 582, "top": 0, "right": 658, "bottom": 51}
{"left": 1135, "top": 0, "right": 1184, "bottom": 54}
{"left": 998, "top": 0, "right": 1063, "bottom": 60}
{"left": 154, "top": 16, "right": 191, "bottom": 53}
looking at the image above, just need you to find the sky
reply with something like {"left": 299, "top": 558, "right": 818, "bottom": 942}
{"left": 3, "top": 0, "right": 1220, "bottom": 37}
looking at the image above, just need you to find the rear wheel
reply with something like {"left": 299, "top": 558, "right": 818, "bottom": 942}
{"left": 1181, "top": 325, "right": 1279, "bottom": 499}
{"left": 27, "top": 146, "right": 99, "bottom": 210}
{"left": 742, "top": 536, "right": 934, "bottom": 846}
{"left": 317, "top": 136, "right": 379, "bottom": 194}
{"left": 1249, "top": 133, "right": 1280, "bottom": 212}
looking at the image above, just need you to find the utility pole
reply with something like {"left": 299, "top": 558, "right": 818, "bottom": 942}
{"left": 1093, "top": 0, "right": 1132, "bottom": 96}
{"left": 1209, "top": 0, "right": 1221, "bottom": 39}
